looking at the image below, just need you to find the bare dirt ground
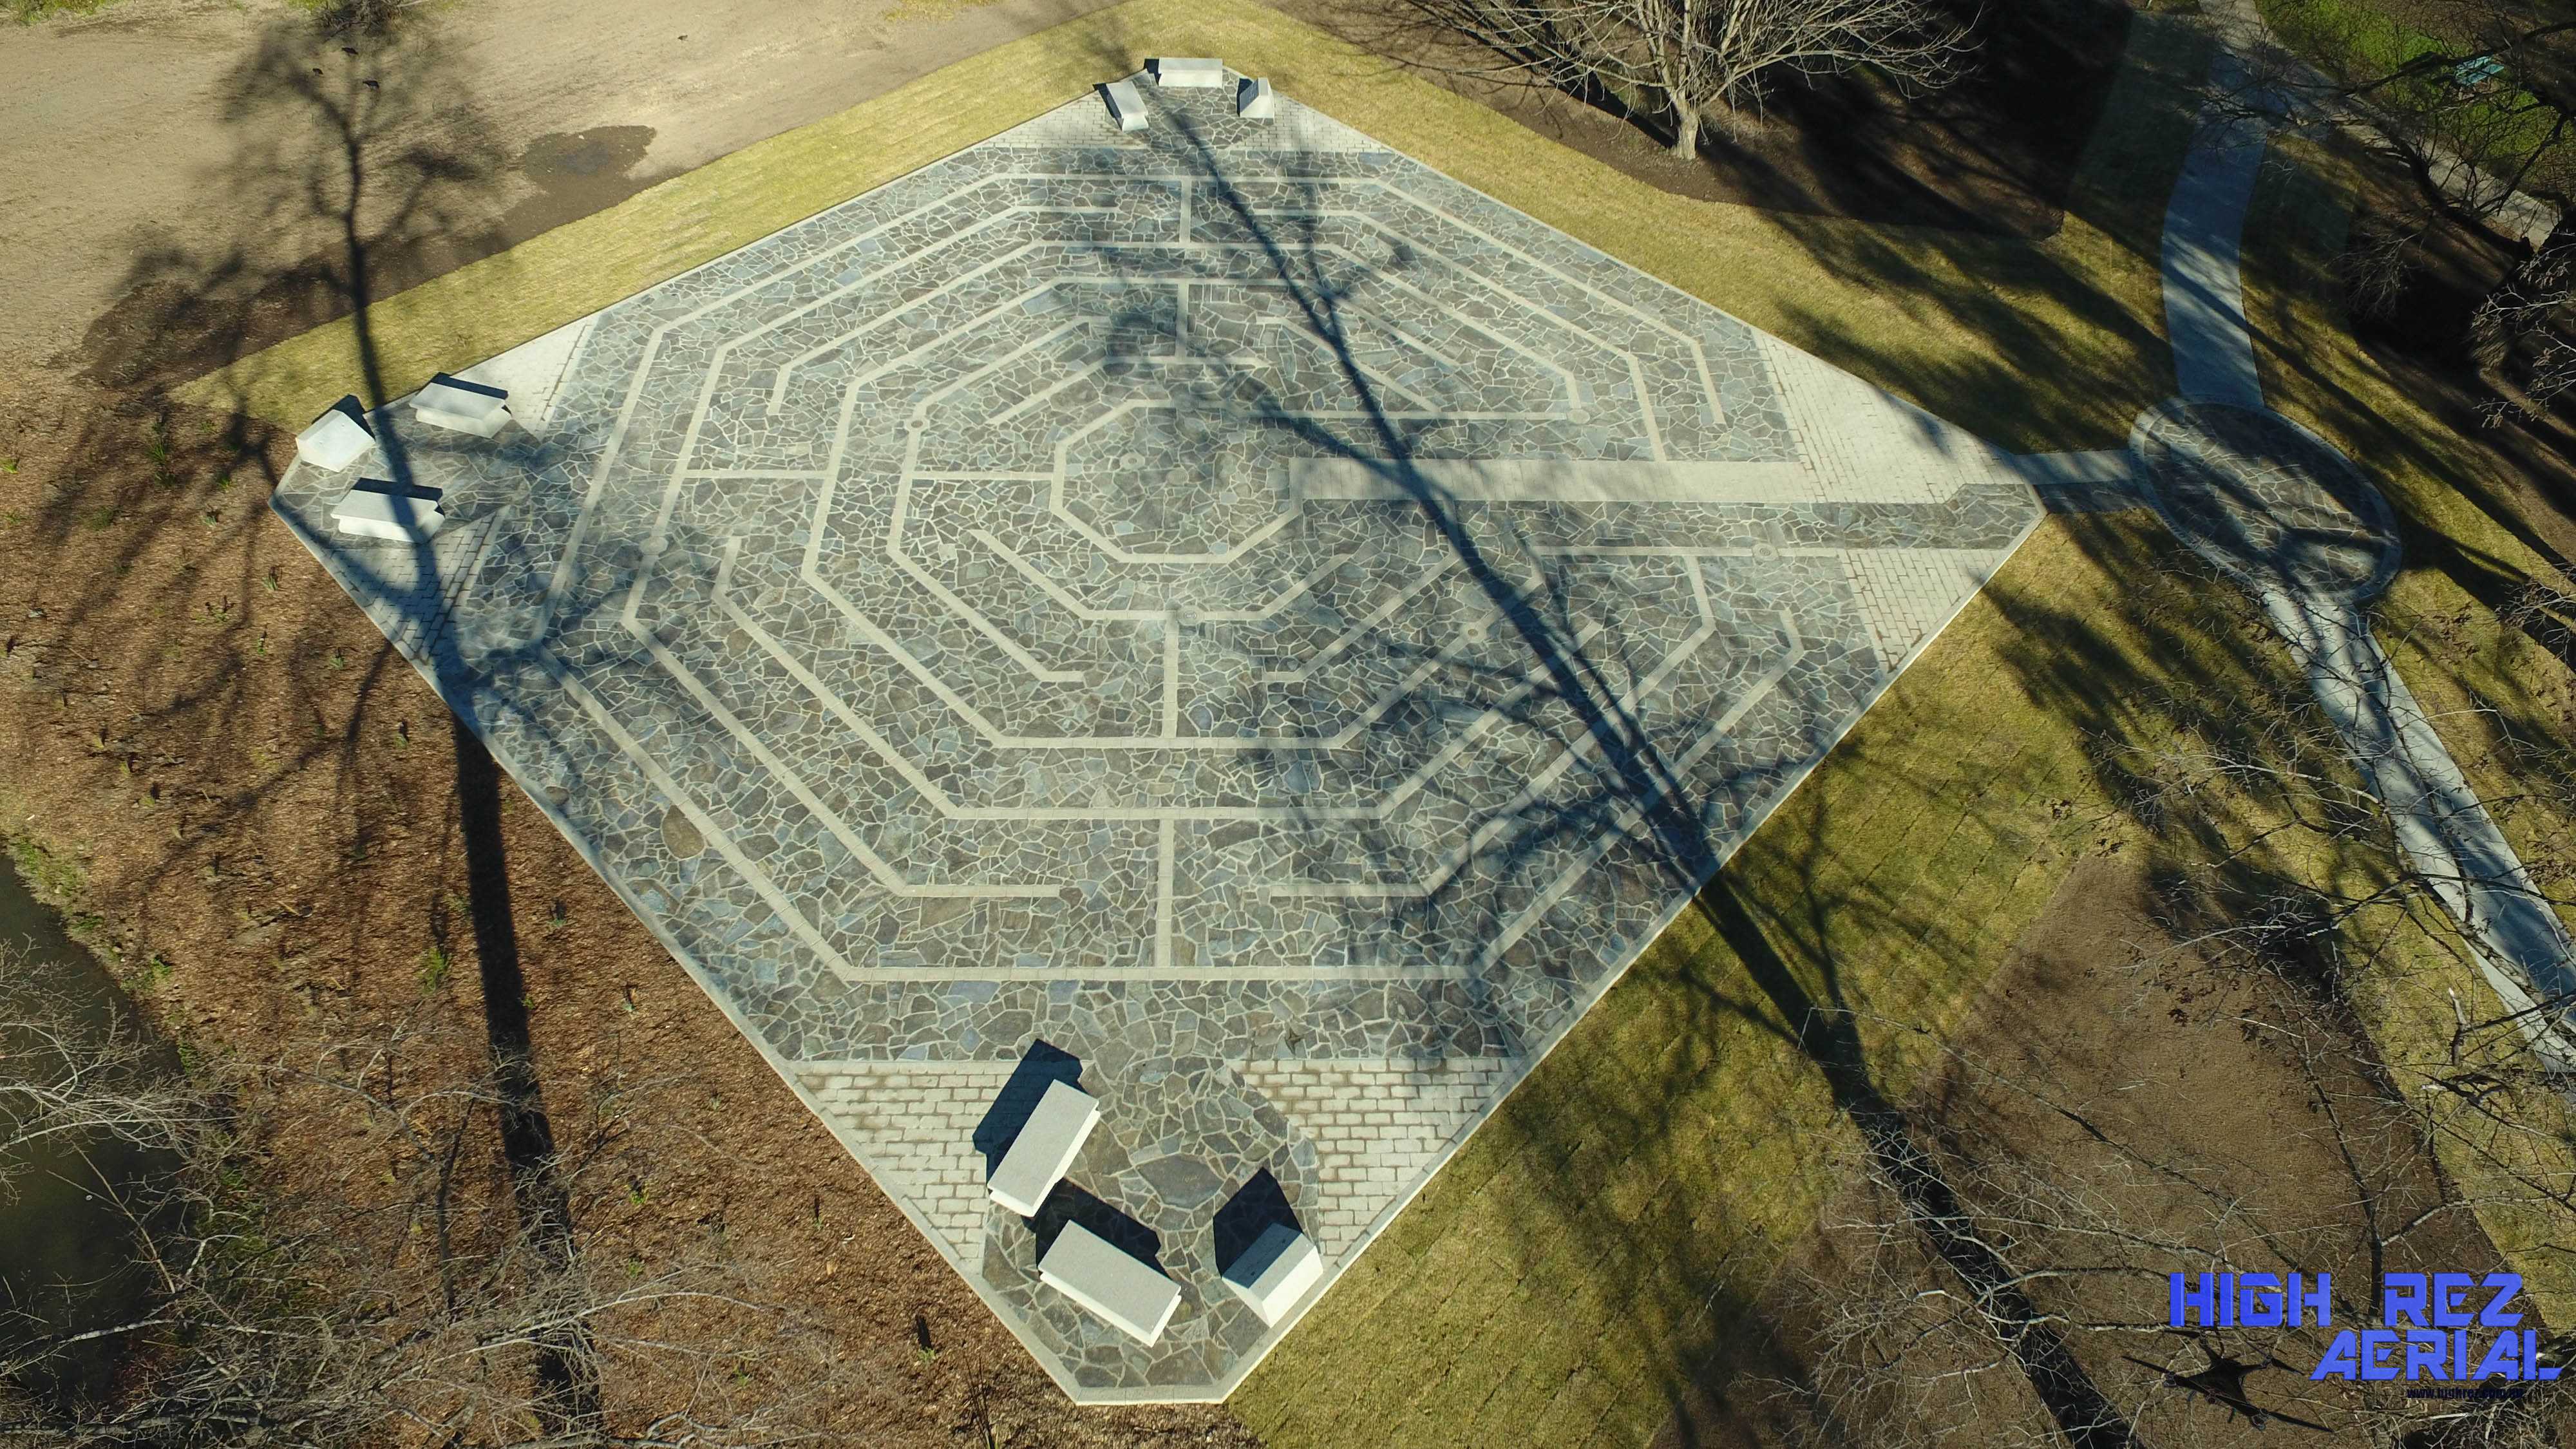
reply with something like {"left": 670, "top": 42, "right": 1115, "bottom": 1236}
{"left": 2, "top": 0, "right": 1128, "bottom": 374}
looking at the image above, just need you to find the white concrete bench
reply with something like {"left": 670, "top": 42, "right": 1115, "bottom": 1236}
{"left": 1236, "top": 76, "right": 1276, "bottom": 120}
{"left": 1153, "top": 57, "right": 1225, "bottom": 88}
{"left": 986, "top": 1079, "right": 1098, "bottom": 1218}
{"left": 1039, "top": 1221, "right": 1182, "bottom": 1345}
{"left": 414, "top": 372, "right": 511, "bottom": 437}
{"left": 1221, "top": 1222, "right": 1322, "bottom": 1325}
{"left": 296, "top": 395, "right": 377, "bottom": 473}
{"left": 1101, "top": 79, "right": 1148, "bottom": 133}
{"left": 332, "top": 479, "right": 446, "bottom": 544}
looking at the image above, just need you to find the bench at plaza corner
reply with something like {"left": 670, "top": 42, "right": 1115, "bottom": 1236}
{"left": 1039, "top": 1220, "right": 1184, "bottom": 1345}
{"left": 295, "top": 394, "right": 377, "bottom": 473}
{"left": 1151, "top": 57, "right": 1225, "bottom": 88}
{"left": 1100, "top": 78, "right": 1147, "bottom": 133}
{"left": 985, "top": 1077, "right": 1099, "bottom": 1218}
{"left": 331, "top": 478, "right": 447, "bottom": 544}
{"left": 1220, "top": 1221, "right": 1323, "bottom": 1325}
{"left": 413, "top": 372, "right": 512, "bottom": 437}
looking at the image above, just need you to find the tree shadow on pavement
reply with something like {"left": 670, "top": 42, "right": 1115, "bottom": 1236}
{"left": 10, "top": 11, "right": 596, "bottom": 1436}
{"left": 1103, "top": 104, "right": 2148, "bottom": 1447}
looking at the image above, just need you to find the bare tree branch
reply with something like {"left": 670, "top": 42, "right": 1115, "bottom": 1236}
{"left": 1381, "top": 0, "right": 1975, "bottom": 156}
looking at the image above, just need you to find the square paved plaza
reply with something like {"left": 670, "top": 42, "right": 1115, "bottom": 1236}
{"left": 272, "top": 71, "right": 2046, "bottom": 1399}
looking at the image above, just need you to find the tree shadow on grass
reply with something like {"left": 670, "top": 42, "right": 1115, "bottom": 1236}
{"left": 1320, "top": 0, "right": 2139, "bottom": 239}
{"left": 1727, "top": 53, "right": 2576, "bottom": 1446}
{"left": 1079, "top": 100, "right": 2154, "bottom": 1446}
{"left": 1077, "top": 16, "right": 2576, "bottom": 1440}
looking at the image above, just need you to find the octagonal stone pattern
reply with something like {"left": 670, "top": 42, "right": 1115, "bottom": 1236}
{"left": 268, "top": 73, "right": 2047, "bottom": 1400}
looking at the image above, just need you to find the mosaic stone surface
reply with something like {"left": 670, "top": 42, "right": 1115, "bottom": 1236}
{"left": 271, "top": 72, "right": 2049, "bottom": 1401}
{"left": 2133, "top": 399, "right": 2400, "bottom": 603}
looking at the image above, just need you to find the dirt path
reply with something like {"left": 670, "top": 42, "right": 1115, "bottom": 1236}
{"left": 1, "top": 0, "right": 1121, "bottom": 374}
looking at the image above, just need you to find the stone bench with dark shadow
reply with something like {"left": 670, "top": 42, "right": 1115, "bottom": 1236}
{"left": 414, "top": 372, "right": 513, "bottom": 438}
{"left": 332, "top": 478, "right": 447, "bottom": 544}
{"left": 1214, "top": 1169, "right": 1322, "bottom": 1326}
{"left": 1099, "top": 78, "right": 1147, "bottom": 133}
{"left": 296, "top": 394, "right": 377, "bottom": 473}
{"left": 1151, "top": 57, "right": 1226, "bottom": 88}
{"left": 978, "top": 1042, "right": 1096, "bottom": 1218}
{"left": 1033, "top": 1184, "right": 1182, "bottom": 1345}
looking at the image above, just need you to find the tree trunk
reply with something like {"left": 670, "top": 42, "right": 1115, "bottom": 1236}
{"left": 1669, "top": 97, "right": 1700, "bottom": 158}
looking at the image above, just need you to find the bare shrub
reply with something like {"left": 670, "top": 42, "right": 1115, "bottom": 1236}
{"left": 2474, "top": 228, "right": 2576, "bottom": 422}
{"left": 2341, "top": 211, "right": 2434, "bottom": 321}
{"left": 1383, "top": 0, "right": 1975, "bottom": 156}
{"left": 0, "top": 978, "right": 874, "bottom": 1446}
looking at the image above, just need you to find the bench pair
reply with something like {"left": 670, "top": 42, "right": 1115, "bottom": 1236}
{"left": 294, "top": 374, "right": 513, "bottom": 477}
{"left": 987, "top": 1081, "right": 1184, "bottom": 1343}
{"left": 296, "top": 375, "right": 513, "bottom": 544}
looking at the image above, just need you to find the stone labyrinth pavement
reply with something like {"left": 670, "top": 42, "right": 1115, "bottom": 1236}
{"left": 273, "top": 73, "right": 2049, "bottom": 1399}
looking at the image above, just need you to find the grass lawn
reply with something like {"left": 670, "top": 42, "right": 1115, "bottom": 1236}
{"left": 1240, "top": 130, "right": 2576, "bottom": 1439}
{"left": 2262, "top": 0, "right": 2461, "bottom": 73}
{"left": 2257, "top": 0, "right": 2573, "bottom": 189}
{"left": 2235, "top": 131, "right": 2576, "bottom": 1327}
{"left": 176, "top": 0, "right": 2576, "bottom": 1441}
{"left": 1232, "top": 512, "right": 2235, "bottom": 1447}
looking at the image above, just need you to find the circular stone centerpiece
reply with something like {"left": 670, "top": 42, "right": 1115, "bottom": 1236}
{"left": 2133, "top": 399, "right": 2400, "bottom": 603}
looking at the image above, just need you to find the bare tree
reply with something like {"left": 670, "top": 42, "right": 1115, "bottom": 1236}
{"left": 1385, "top": 0, "right": 1975, "bottom": 156}
{"left": 2291, "top": 5, "right": 2576, "bottom": 221}
{"left": 1770, "top": 988, "right": 2576, "bottom": 1447}
{"left": 1714, "top": 508, "right": 2576, "bottom": 1445}
{"left": 2241, "top": 5, "right": 2576, "bottom": 421}
{"left": 2473, "top": 227, "right": 2576, "bottom": 421}
{"left": 0, "top": 981, "right": 876, "bottom": 1447}
{"left": 0, "top": 986, "right": 209, "bottom": 1202}
{"left": 2050, "top": 528, "right": 2576, "bottom": 1073}
{"left": 2338, "top": 211, "right": 2436, "bottom": 321}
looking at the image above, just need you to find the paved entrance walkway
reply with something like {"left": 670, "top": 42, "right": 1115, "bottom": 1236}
{"left": 2139, "top": 58, "right": 2576, "bottom": 1062}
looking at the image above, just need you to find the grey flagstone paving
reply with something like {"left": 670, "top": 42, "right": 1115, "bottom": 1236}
{"left": 270, "top": 71, "right": 2054, "bottom": 1399}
